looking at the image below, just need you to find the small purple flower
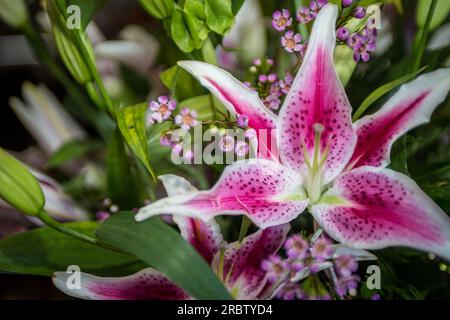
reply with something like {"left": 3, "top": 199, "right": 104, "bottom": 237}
{"left": 276, "top": 282, "right": 304, "bottom": 300}
{"left": 336, "top": 27, "right": 350, "bottom": 41}
{"left": 243, "top": 81, "right": 254, "bottom": 90}
{"left": 335, "top": 275, "right": 360, "bottom": 298}
{"left": 244, "top": 128, "right": 257, "bottom": 140}
{"left": 96, "top": 211, "right": 110, "bottom": 222}
{"left": 370, "top": 293, "right": 381, "bottom": 300}
{"left": 149, "top": 95, "right": 176, "bottom": 123}
{"left": 183, "top": 150, "right": 194, "bottom": 163}
{"left": 258, "top": 74, "right": 268, "bottom": 83}
{"left": 272, "top": 9, "right": 293, "bottom": 32}
{"left": 334, "top": 254, "right": 358, "bottom": 277}
{"left": 296, "top": 6, "right": 314, "bottom": 24}
{"left": 171, "top": 143, "right": 183, "bottom": 156}
{"left": 237, "top": 114, "right": 249, "bottom": 128}
{"left": 354, "top": 6, "right": 366, "bottom": 19}
{"left": 261, "top": 254, "right": 290, "bottom": 283}
{"left": 253, "top": 58, "right": 262, "bottom": 66}
{"left": 268, "top": 73, "right": 277, "bottom": 83}
{"left": 219, "top": 135, "right": 235, "bottom": 152}
{"left": 263, "top": 93, "right": 281, "bottom": 110}
{"left": 310, "top": 236, "right": 334, "bottom": 261}
{"left": 279, "top": 73, "right": 293, "bottom": 95}
{"left": 342, "top": 0, "right": 352, "bottom": 7}
{"left": 267, "top": 58, "right": 274, "bottom": 66}
{"left": 284, "top": 235, "right": 309, "bottom": 260}
{"left": 235, "top": 141, "right": 249, "bottom": 157}
{"left": 174, "top": 108, "right": 198, "bottom": 130}
{"left": 281, "top": 31, "right": 303, "bottom": 53}
{"left": 159, "top": 134, "right": 173, "bottom": 147}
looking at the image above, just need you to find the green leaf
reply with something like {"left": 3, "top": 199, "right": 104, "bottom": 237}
{"left": 231, "top": 0, "right": 245, "bottom": 15}
{"left": 64, "top": 0, "right": 106, "bottom": 30}
{"left": 334, "top": 45, "right": 357, "bottom": 87}
{"left": 171, "top": 8, "right": 196, "bottom": 53}
{"left": 159, "top": 65, "right": 204, "bottom": 100}
{"left": 115, "top": 103, "right": 157, "bottom": 181}
{"left": 96, "top": 212, "right": 232, "bottom": 300}
{"left": 0, "top": 222, "right": 144, "bottom": 277}
{"left": 416, "top": 0, "right": 450, "bottom": 31}
{"left": 205, "top": 0, "right": 234, "bottom": 35}
{"left": 106, "top": 130, "right": 140, "bottom": 209}
{"left": 183, "top": 0, "right": 209, "bottom": 48}
{"left": 48, "top": 139, "right": 103, "bottom": 168}
{"left": 138, "top": 0, "right": 174, "bottom": 19}
{"left": 0, "top": 148, "right": 44, "bottom": 216}
{"left": 352, "top": 67, "right": 427, "bottom": 121}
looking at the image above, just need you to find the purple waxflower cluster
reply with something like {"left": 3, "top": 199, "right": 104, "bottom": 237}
{"left": 246, "top": 58, "right": 293, "bottom": 111}
{"left": 273, "top": 1, "right": 377, "bottom": 63}
{"left": 347, "top": 24, "right": 378, "bottom": 62}
{"left": 146, "top": 95, "right": 200, "bottom": 161}
{"left": 261, "top": 233, "right": 361, "bottom": 300}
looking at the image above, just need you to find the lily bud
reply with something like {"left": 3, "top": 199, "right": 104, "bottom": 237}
{"left": 0, "top": 149, "right": 45, "bottom": 216}
{"left": 0, "top": 0, "right": 28, "bottom": 29}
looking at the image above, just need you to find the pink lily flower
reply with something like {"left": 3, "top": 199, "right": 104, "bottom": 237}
{"left": 53, "top": 175, "right": 289, "bottom": 300}
{"left": 136, "top": 5, "right": 450, "bottom": 259}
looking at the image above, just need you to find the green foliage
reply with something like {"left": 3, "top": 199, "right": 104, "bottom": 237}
{"left": 138, "top": 0, "right": 174, "bottom": 19}
{"left": 106, "top": 130, "right": 141, "bottom": 209}
{"left": 0, "top": 222, "right": 144, "bottom": 277}
{"left": 96, "top": 212, "right": 232, "bottom": 300}
{"left": 115, "top": 103, "right": 157, "bottom": 181}
{"left": 416, "top": 0, "right": 450, "bottom": 31}
{"left": 64, "top": 0, "right": 106, "bottom": 30}
{"left": 0, "top": 0, "right": 27, "bottom": 29}
{"left": 204, "top": 0, "right": 234, "bottom": 35}
{"left": 353, "top": 67, "right": 427, "bottom": 121}
{"left": 47, "top": 139, "right": 103, "bottom": 168}
{"left": 0, "top": 149, "right": 44, "bottom": 216}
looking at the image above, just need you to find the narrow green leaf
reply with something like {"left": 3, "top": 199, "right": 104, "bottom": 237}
{"left": 352, "top": 67, "right": 427, "bottom": 121}
{"left": 96, "top": 212, "right": 233, "bottom": 300}
{"left": 205, "top": 0, "right": 234, "bottom": 35}
{"left": 64, "top": 0, "right": 106, "bottom": 30}
{"left": 416, "top": 0, "right": 450, "bottom": 31}
{"left": 0, "top": 222, "right": 144, "bottom": 277}
{"left": 0, "top": 149, "right": 44, "bottom": 216}
{"left": 115, "top": 103, "right": 157, "bottom": 181}
{"left": 48, "top": 139, "right": 103, "bottom": 168}
{"left": 106, "top": 130, "right": 140, "bottom": 208}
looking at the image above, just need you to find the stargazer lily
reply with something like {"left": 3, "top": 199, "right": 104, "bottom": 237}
{"left": 136, "top": 5, "right": 450, "bottom": 260}
{"left": 53, "top": 175, "right": 289, "bottom": 300}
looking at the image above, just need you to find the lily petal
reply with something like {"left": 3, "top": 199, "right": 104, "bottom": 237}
{"left": 52, "top": 268, "right": 189, "bottom": 300}
{"left": 277, "top": 4, "right": 356, "bottom": 183}
{"left": 178, "top": 60, "right": 278, "bottom": 159}
{"left": 136, "top": 159, "right": 308, "bottom": 229}
{"left": 348, "top": 69, "right": 450, "bottom": 169}
{"left": 214, "top": 224, "right": 289, "bottom": 299}
{"left": 159, "top": 174, "right": 225, "bottom": 263}
{"left": 312, "top": 166, "right": 450, "bottom": 260}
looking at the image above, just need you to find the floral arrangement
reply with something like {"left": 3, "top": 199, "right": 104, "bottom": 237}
{"left": 0, "top": 0, "right": 449, "bottom": 300}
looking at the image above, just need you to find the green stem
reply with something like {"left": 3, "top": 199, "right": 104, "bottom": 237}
{"left": 412, "top": 0, "right": 437, "bottom": 72}
{"left": 238, "top": 216, "right": 252, "bottom": 244}
{"left": 37, "top": 210, "right": 121, "bottom": 252}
